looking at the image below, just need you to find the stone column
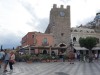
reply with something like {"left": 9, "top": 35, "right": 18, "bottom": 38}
{"left": 29, "top": 46, "right": 31, "bottom": 55}
{"left": 49, "top": 46, "right": 51, "bottom": 56}
{"left": 83, "top": 50, "right": 86, "bottom": 55}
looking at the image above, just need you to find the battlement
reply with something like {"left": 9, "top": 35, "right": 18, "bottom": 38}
{"left": 53, "top": 4, "right": 70, "bottom": 9}
{"left": 66, "top": 5, "right": 70, "bottom": 9}
{"left": 96, "top": 12, "right": 100, "bottom": 15}
{"left": 61, "top": 5, "right": 64, "bottom": 8}
{"left": 53, "top": 4, "right": 57, "bottom": 8}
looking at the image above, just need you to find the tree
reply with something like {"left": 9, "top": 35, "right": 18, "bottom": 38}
{"left": 79, "top": 37, "right": 98, "bottom": 62}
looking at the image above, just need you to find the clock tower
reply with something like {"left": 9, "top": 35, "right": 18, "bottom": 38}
{"left": 45, "top": 4, "right": 71, "bottom": 47}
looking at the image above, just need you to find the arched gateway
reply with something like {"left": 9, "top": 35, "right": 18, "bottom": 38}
{"left": 59, "top": 43, "right": 66, "bottom": 53}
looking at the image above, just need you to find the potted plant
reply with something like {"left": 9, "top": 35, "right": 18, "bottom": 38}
{"left": 25, "top": 54, "right": 33, "bottom": 63}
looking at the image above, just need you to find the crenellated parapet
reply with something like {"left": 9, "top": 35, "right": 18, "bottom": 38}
{"left": 52, "top": 4, "right": 70, "bottom": 9}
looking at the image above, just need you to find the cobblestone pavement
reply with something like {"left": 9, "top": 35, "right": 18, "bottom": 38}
{"left": 0, "top": 61, "right": 100, "bottom": 75}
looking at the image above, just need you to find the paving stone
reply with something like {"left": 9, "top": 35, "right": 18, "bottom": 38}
{"left": 0, "top": 61, "right": 100, "bottom": 75}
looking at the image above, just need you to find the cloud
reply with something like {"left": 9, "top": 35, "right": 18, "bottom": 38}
{"left": 1, "top": 0, "right": 100, "bottom": 49}
{"left": 0, "top": 31, "right": 21, "bottom": 49}
{"left": 0, "top": 0, "right": 34, "bottom": 49}
{"left": 35, "top": 18, "right": 49, "bottom": 32}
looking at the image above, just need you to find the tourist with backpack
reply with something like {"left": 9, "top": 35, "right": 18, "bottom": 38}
{"left": 0, "top": 50, "right": 5, "bottom": 68}
{"left": 3, "top": 50, "right": 10, "bottom": 73}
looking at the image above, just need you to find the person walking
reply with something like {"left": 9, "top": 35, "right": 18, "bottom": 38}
{"left": 3, "top": 50, "right": 10, "bottom": 73}
{"left": 0, "top": 50, "right": 5, "bottom": 68}
{"left": 0, "top": 51, "right": 2, "bottom": 68}
{"left": 94, "top": 53, "right": 98, "bottom": 61}
{"left": 68, "top": 51, "right": 75, "bottom": 64}
{"left": 9, "top": 51, "right": 15, "bottom": 72}
{"left": 59, "top": 52, "right": 63, "bottom": 62}
{"left": 77, "top": 52, "right": 80, "bottom": 61}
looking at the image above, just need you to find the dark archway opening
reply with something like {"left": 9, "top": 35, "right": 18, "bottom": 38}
{"left": 59, "top": 44, "right": 66, "bottom": 53}
{"left": 43, "top": 50, "right": 47, "bottom": 54}
{"left": 51, "top": 51, "right": 55, "bottom": 56}
{"left": 73, "top": 49, "right": 76, "bottom": 53}
{"left": 73, "top": 37, "right": 76, "bottom": 42}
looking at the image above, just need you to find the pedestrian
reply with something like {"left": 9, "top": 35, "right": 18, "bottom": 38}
{"left": 89, "top": 53, "right": 93, "bottom": 63}
{"left": 59, "top": 52, "right": 63, "bottom": 62}
{"left": 68, "top": 51, "right": 75, "bottom": 64}
{"left": 83, "top": 54, "right": 86, "bottom": 62}
{"left": 77, "top": 51, "right": 80, "bottom": 61}
{"left": 94, "top": 53, "right": 98, "bottom": 60}
{"left": 3, "top": 50, "right": 10, "bottom": 73}
{"left": 0, "top": 50, "right": 5, "bottom": 68}
{"left": 9, "top": 51, "right": 15, "bottom": 72}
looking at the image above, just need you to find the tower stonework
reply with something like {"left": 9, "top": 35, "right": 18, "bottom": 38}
{"left": 45, "top": 4, "right": 71, "bottom": 47}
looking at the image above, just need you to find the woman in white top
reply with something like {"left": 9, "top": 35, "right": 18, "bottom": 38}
{"left": 9, "top": 51, "right": 15, "bottom": 72}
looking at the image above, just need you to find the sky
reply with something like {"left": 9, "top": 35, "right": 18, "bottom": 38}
{"left": 0, "top": 0, "right": 100, "bottom": 49}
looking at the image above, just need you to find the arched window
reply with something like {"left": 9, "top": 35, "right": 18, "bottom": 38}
{"left": 74, "top": 30, "right": 78, "bottom": 32}
{"left": 73, "top": 37, "right": 76, "bottom": 42}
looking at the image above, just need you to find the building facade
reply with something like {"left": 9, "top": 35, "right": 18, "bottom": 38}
{"left": 45, "top": 4, "right": 71, "bottom": 47}
{"left": 71, "top": 27, "right": 100, "bottom": 54}
{"left": 22, "top": 32, "right": 54, "bottom": 47}
{"left": 21, "top": 4, "right": 100, "bottom": 55}
{"left": 21, "top": 32, "right": 54, "bottom": 54}
{"left": 21, "top": 32, "right": 35, "bottom": 47}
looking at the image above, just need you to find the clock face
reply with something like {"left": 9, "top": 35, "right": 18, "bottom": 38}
{"left": 60, "top": 11, "right": 65, "bottom": 17}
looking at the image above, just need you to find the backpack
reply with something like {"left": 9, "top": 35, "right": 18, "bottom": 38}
{"left": 1, "top": 54, "right": 5, "bottom": 60}
{"left": 1, "top": 52, "right": 7, "bottom": 60}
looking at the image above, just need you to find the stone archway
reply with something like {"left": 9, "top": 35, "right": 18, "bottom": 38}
{"left": 59, "top": 43, "right": 66, "bottom": 53}
{"left": 43, "top": 50, "right": 47, "bottom": 54}
{"left": 51, "top": 51, "right": 56, "bottom": 56}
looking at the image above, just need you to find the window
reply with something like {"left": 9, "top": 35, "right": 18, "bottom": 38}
{"left": 61, "top": 33, "right": 64, "bottom": 36}
{"left": 73, "top": 37, "right": 76, "bottom": 42}
{"left": 80, "top": 30, "right": 82, "bottom": 32}
{"left": 32, "top": 35, "right": 34, "bottom": 38}
{"left": 91, "top": 31, "right": 94, "bottom": 33}
{"left": 74, "top": 30, "right": 78, "bottom": 32}
{"left": 42, "top": 38, "right": 49, "bottom": 46}
{"left": 70, "top": 29, "right": 73, "bottom": 32}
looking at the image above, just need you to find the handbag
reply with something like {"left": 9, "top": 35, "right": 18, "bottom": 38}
{"left": 9, "top": 60, "right": 16, "bottom": 64}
